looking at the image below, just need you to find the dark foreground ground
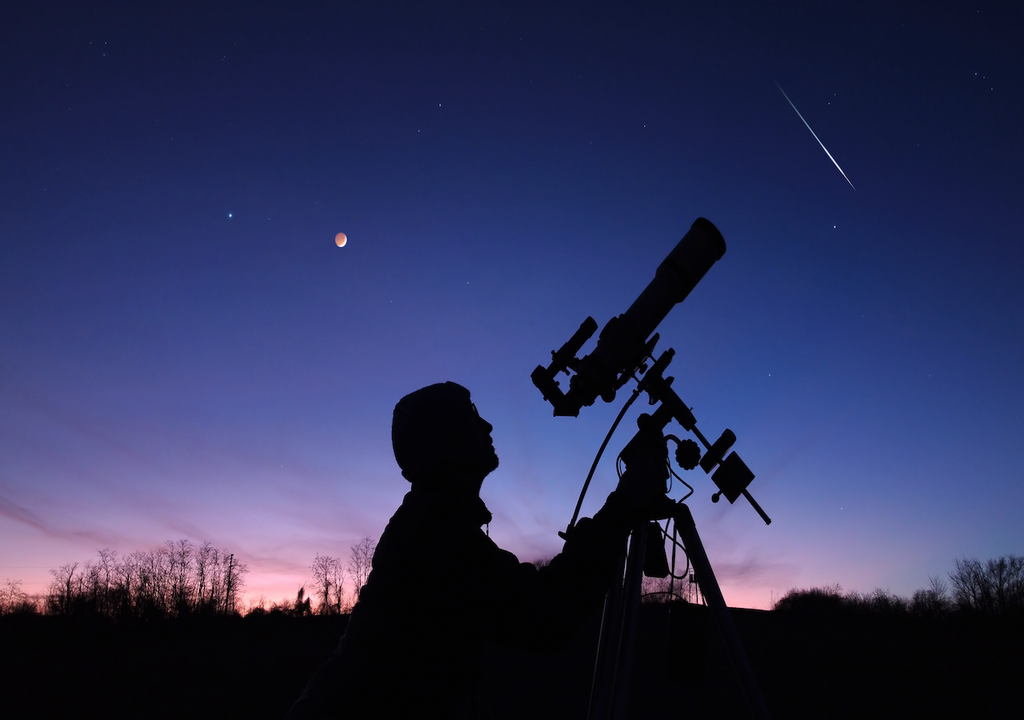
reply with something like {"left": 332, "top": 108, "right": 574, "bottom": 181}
{"left": 1, "top": 603, "right": 1020, "bottom": 719}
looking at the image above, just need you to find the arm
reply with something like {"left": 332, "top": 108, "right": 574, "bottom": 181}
{"left": 481, "top": 490, "right": 639, "bottom": 653}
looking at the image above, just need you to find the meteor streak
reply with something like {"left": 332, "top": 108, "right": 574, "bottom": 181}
{"left": 775, "top": 81, "right": 856, "bottom": 190}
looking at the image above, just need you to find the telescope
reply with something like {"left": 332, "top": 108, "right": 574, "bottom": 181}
{"left": 532, "top": 217, "right": 769, "bottom": 524}
{"left": 532, "top": 218, "right": 773, "bottom": 720}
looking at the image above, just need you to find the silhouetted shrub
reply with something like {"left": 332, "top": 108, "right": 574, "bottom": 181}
{"left": 860, "top": 588, "right": 909, "bottom": 616}
{"left": 772, "top": 585, "right": 924, "bottom": 618}
{"left": 772, "top": 584, "right": 848, "bottom": 615}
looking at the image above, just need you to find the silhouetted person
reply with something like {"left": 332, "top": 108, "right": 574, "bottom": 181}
{"left": 288, "top": 382, "right": 665, "bottom": 719}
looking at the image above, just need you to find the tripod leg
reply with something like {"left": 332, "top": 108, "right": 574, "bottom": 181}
{"left": 610, "top": 521, "right": 647, "bottom": 720}
{"left": 675, "top": 504, "right": 773, "bottom": 720}
{"left": 589, "top": 522, "right": 647, "bottom": 720}
{"left": 588, "top": 543, "right": 626, "bottom": 720}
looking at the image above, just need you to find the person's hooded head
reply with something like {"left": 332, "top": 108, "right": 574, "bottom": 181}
{"left": 391, "top": 382, "right": 498, "bottom": 495}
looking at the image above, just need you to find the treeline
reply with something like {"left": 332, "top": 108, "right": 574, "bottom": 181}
{"left": 2, "top": 537, "right": 381, "bottom": 621}
{"left": 250, "top": 537, "right": 377, "bottom": 617}
{"left": 774, "top": 554, "right": 1024, "bottom": 618}
{"left": 40, "top": 540, "right": 248, "bottom": 619}
{"left": 8, "top": 544, "right": 1020, "bottom": 621}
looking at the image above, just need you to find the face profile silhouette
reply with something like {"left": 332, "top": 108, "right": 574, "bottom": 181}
{"left": 391, "top": 381, "right": 499, "bottom": 495}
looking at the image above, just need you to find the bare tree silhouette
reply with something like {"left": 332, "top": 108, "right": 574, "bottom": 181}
{"left": 0, "top": 578, "right": 35, "bottom": 614}
{"left": 346, "top": 537, "right": 375, "bottom": 602}
{"left": 310, "top": 555, "right": 345, "bottom": 615}
{"left": 911, "top": 575, "right": 951, "bottom": 617}
{"left": 47, "top": 563, "right": 79, "bottom": 615}
{"left": 949, "top": 555, "right": 1024, "bottom": 616}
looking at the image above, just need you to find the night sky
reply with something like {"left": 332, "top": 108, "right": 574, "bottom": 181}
{"left": 2, "top": 2, "right": 1021, "bottom": 609}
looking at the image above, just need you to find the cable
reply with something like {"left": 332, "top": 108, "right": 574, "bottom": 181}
{"left": 565, "top": 383, "right": 643, "bottom": 532}
{"left": 664, "top": 436, "right": 694, "bottom": 502}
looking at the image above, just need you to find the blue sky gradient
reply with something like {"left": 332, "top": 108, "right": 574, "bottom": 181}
{"left": 2, "top": 1, "right": 1021, "bottom": 608}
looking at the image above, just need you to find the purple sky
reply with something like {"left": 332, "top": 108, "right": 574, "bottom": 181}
{"left": 2, "top": 2, "right": 1022, "bottom": 609}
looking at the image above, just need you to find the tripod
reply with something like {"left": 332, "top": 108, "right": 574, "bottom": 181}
{"left": 587, "top": 436, "right": 773, "bottom": 720}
